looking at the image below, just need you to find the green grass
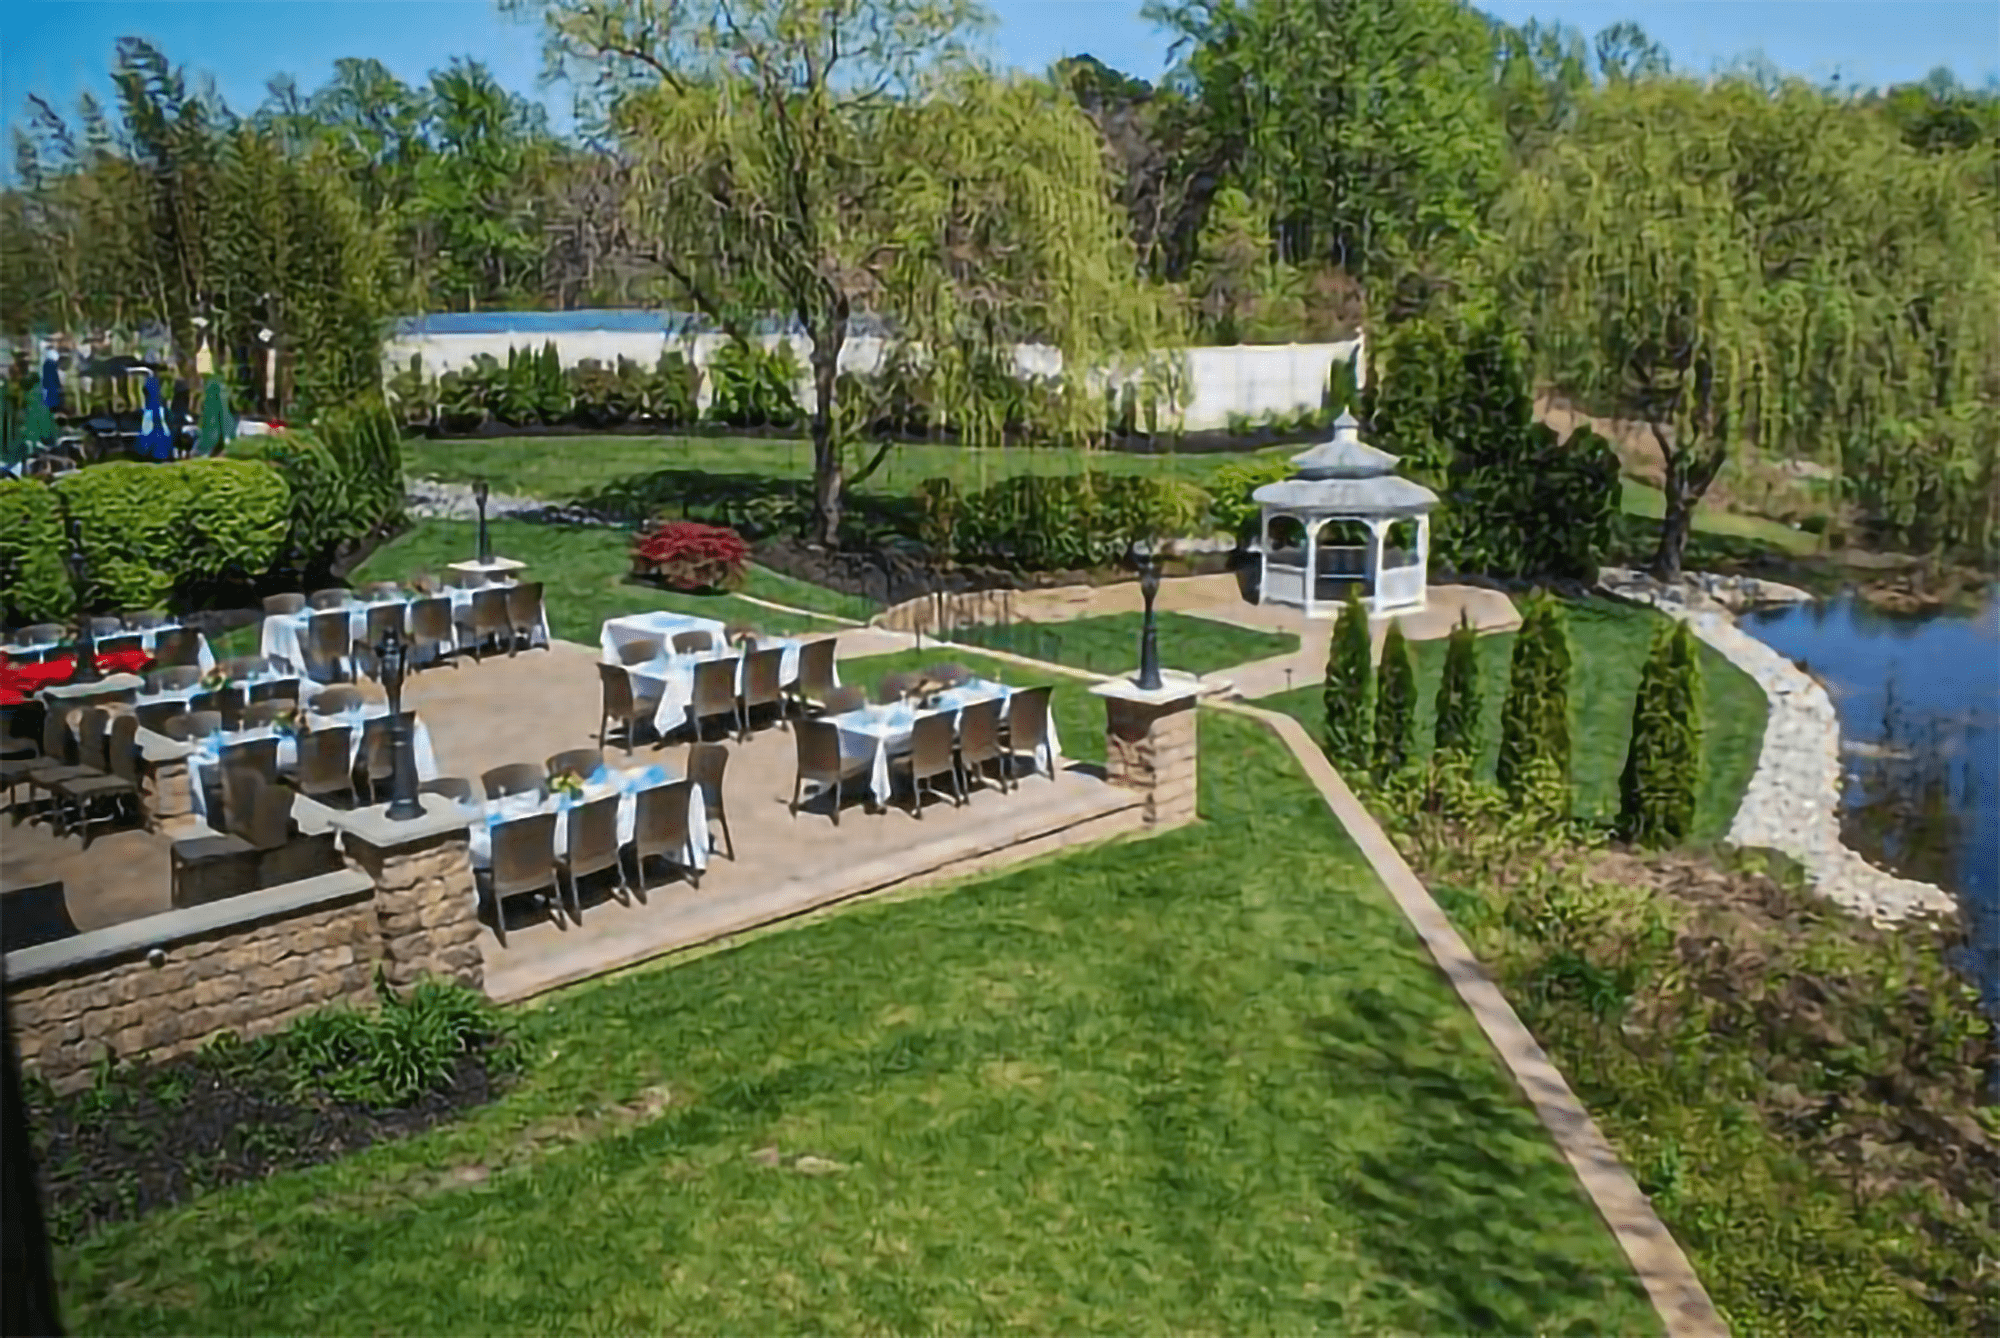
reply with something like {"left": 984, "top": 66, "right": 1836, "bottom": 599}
{"left": 55, "top": 709, "right": 1654, "bottom": 1335}
{"left": 1256, "top": 596, "right": 1767, "bottom": 843}
{"left": 948, "top": 611, "right": 1297, "bottom": 678}
{"left": 403, "top": 433, "right": 1289, "bottom": 505}
{"left": 1621, "top": 478, "right": 1820, "bottom": 558}
{"left": 348, "top": 520, "right": 856, "bottom": 644}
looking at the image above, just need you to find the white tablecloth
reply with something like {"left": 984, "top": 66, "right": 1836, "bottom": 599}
{"left": 133, "top": 667, "right": 324, "bottom": 713}
{"left": 623, "top": 638, "right": 827, "bottom": 736}
{"left": 261, "top": 587, "right": 542, "bottom": 673}
{"left": 10, "top": 625, "right": 215, "bottom": 673}
{"left": 827, "top": 678, "right": 1063, "bottom": 806}
{"left": 599, "top": 611, "right": 729, "bottom": 664}
{"left": 185, "top": 707, "right": 440, "bottom": 823}
{"left": 467, "top": 764, "right": 711, "bottom": 872}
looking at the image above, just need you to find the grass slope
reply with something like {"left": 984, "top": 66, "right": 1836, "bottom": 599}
{"left": 55, "top": 710, "right": 1653, "bottom": 1335}
{"left": 1257, "top": 597, "right": 1766, "bottom": 843}
{"left": 349, "top": 520, "right": 857, "bottom": 644}
{"left": 949, "top": 611, "right": 1297, "bottom": 678}
{"left": 1620, "top": 479, "right": 1819, "bottom": 558}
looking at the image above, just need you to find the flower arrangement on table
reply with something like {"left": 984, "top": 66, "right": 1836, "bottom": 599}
{"left": 270, "top": 707, "right": 301, "bottom": 737}
{"left": 725, "top": 623, "right": 758, "bottom": 648}
{"left": 199, "top": 668, "right": 229, "bottom": 692}
{"left": 630, "top": 520, "right": 750, "bottom": 592}
{"left": 549, "top": 770, "right": 588, "bottom": 801}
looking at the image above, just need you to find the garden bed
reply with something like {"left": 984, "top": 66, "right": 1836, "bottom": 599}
{"left": 753, "top": 535, "right": 1239, "bottom": 610}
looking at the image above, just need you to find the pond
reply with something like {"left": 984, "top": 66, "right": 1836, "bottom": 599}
{"left": 1740, "top": 587, "right": 2000, "bottom": 1009}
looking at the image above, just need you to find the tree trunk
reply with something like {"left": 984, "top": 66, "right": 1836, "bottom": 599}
{"left": 1650, "top": 487, "right": 1694, "bottom": 584}
{"left": 808, "top": 320, "right": 848, "bottom": 548}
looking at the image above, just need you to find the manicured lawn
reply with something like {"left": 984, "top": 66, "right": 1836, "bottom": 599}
{"left": 348, "top": 520, "right": 856, "bottom": 644}
{"left": 1256, "top": 596, "right": 1767, "bottom": 843}
{"left": 403, "top": 433, "right": 1289, "bottom": 504}
{"left": 55, "top": 710, "right": 1654, "bottom": 1335}
{"left": 1621, "top": 478, "right": 1820, "bottom": 558}
{"left": 949, "top": 611, "right": 1297, "bottom": 678}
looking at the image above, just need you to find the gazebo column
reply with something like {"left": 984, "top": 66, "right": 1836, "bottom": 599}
{"left": 1364, "top": 519, "right": 1388, "bottom": 615}
{"left": 1256, "top": 510, "right": 1271, "bottom": 607}
{"left": 1414, "top": 514, "right": 1432, "bottom": 613}
{"left": 1302, "top": 514, "right": 1319, "bottom": 619}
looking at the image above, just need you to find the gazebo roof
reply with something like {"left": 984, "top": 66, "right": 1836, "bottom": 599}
{"left": 1252, "top": 411, "right": 1438, "bottom": 515}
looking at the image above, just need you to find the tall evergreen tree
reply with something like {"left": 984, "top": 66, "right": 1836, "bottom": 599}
{"left": 1617, "top": 619, "right": 1706, "bottom": 846}
{"left": 1496, "top": 594, "right": 1574, "bottom": 810}
{"left": 1323, "top": 585, "right": 1373, "bottom": 771}
{"left": 1371, "top": 618, "right": 1417, "bottom": 780}
{"left": 1433, "top": 609, "right": 1483, "bottom": 759}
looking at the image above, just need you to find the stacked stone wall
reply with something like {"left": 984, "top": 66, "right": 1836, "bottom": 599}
{"left": 344, "top": 830, "right": 485, "bottom": 991}
{"left": 1105, "top": 697, "right": 1200, "bottom": 828}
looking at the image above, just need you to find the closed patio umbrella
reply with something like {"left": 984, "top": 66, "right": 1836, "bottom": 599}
{"left": 196, "top": 377, "right": 235, "bottom": 455}
{"left": 138, "top": 371, "right": 173, "bottom": 461}
{"left": 39, "top": 352, "right": 62, "bottom": 412}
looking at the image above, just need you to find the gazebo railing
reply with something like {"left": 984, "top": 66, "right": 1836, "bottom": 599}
{"left": 1264, "top": 544, "right": 1367, "bottom": 576}
{"left": 1376, "top": 563, "right": 1425, "bottom": 610}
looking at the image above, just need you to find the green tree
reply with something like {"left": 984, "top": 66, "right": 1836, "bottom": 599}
{"left": 1433, "top": 609, "right": 1482, "bottom": 759}
{"left": 1617, "top": 618, "right": 1705, "bottom": 847}
{"left": 1322, "top": 585, "right": 1372, "bottom": 772}
{"left": 512, "top": 0, "right": 1180, "bottom": 546}
{"left": 1371, "top": 618, "right": 1416, "bottom": 781}
{"left": 1496, "top": 594, "right": 1573, "bottom": 810}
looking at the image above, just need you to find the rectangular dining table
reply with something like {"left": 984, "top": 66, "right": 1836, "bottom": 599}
{"left": 620, "top": 637, "right": 831, "bottom": 736}
{"left": 825, "top": 678, "right": 1063, "bottom": 807}
{"left": 260, "top": 585, "right": 543, "bottom": 671}
{"left": 6, "top": 624, "right": 215, "bottom": 673}
{"left": 466, "top": 763, "right": 711, "bottom": 872}
{"left": 130, "top": 665, "right": 325, "bottom": 714}
{"left": 181, "top": 706, "right": 441, "bottom": 824}
{"left": 598, "top": 610, "right": 729, "bottom": 664}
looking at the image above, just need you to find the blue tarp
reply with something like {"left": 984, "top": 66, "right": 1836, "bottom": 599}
{"left": 139, "top": 373, "right": 173, "bottom": 461}
{"left": 39, "top": 354, "right": 62, "bottom": 412}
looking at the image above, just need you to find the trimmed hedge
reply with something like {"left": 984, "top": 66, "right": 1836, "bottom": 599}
{"left": 227, "top": 432, "right": 359, "bottom": 576}
{"left": 915, "top": 473, "right": 1211, "bottom": 571}
{"left": 178, "top": 458, "right": 291, "bottom": 586}
{"left": 0, "top": 479, "right": 71, "bottom": 624}
{"left": 49, "top": 460, "right": 288, "bottom": 612}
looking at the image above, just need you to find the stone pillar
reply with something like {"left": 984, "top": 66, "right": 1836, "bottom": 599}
{"left": 329, "top": 796, "right": 485, "bottom": 992}
{"left": 1090, "top": 674, "right": 1203, "bottom": 829}
{"left": 136, "top": 733, "right": 196, "bottom": 831}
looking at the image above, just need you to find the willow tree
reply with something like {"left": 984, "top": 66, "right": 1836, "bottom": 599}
{"left": 1497, "top": 72, "right": 2000, "bottom": 575}
{"left": 509, "top": 0, "right": 1180, "bottom": 546}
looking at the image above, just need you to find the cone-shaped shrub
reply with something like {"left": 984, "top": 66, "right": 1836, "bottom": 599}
{"left": 1433, "top": 609, "right": 1483, "bottom": 759}
{"left": 1617, "top": 619, "right": 1706, "bottom": 847}
{"left": 1323, "top": 586, "right": 1373, "bottom": 772}
{"left": 1496, "top": 594, "right": 1573, "bottom": 812}
{"left": 1372, "top": 619, "right": 1417, "bottom": 781}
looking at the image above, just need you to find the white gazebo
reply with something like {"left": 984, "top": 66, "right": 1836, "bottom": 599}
{"left": 1252, "top": 411, "right": 1438, "bottom": 618}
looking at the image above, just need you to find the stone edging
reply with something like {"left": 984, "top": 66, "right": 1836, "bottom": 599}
{"left": 1597, "top": 577, "right": 1956, "bottom": 925}
{"left": 1216, "top": 701, "right": 1728, "bottom": 1338}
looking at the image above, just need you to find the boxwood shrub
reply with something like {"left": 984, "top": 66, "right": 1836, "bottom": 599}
{"left": 0, "top": 478, "right": 72, "bottom": 624}
{"left": 917, "top": 473, "right": 1211, "bottom": 571}
{"left": 177, "top": 458, "right": 290, "bottom": 586}
{"left": 229, "top": 431, "right": 360, "bottom": 576}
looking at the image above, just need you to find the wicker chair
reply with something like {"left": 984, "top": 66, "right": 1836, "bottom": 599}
{"left": 96, "top": 633, "right": 144, "bottom": 659}
{"left": 741, "top": 646, "right": 787, "bottom": 734}
{"left": 291, "top": 724, "right": 356, "bottom": 807}
{"left": 876, "top": 671, "right": 918, "bottom": 705}
{"left": 617, "top": 638, "right": 664, "bottom": 667}
{"left": 408, "top": 596, "right": 457, "bottom": 670}
{"left": 1004, "top": 685, "right": 1055, "bottom": 783}
{"left": 481, "top": 811, "right": 559, "bottom": 945}
{"left": 545, "top": 748, "right": 604, "bottom": 783}
{"left": 956, "top": 697, "right": 1009, "bottom": 794}
{"left": 52, "top": 712, "right": 141, "bottom": 843}
{"left": 505, "top": 581, "right": 546, "bottom": 653}
{"left": 308, "top": 685, "right": 365, "bottom": 716}
{"left": 556, "top": 793, "right": 628, "bottom": 921}
{"left": 687, "top": 742, "right": 734, "bottom": 861}
{"left": 418, "top": 776, "right": 476, "bottom": 806}
{"left": 890, "top": 713, "right": 963, "bottom": 817}
{"left": 150, "top": 627, "right": 201, "bottom": 667}
{"left": 629, "top": 779, "right": 700, "bottom": 893}
{"left": 454, "top": 588, "right": 512, "bottom": 661}
{"left": 162, "top": 710, "right": 223, "bottom": 742}
{"left": 302, "top": 610, "right": 352, "bottom": 683}
{"left": 355, "top": 712, "right": 414, "bottom": 804}
{"left": 793, "top": 638, "right": 839, "bottom": 714}
{"left": 248, "top": 676, "right": 301, "bottom": 704}
{"left": 240, "top": 701, "right": 294, "bottom": 730}
{"left": 672, "top": 630, "right": 715, "bottom": 655}
{"left": 308, "top": 588, "right": 349, "bottom": 611}
{"left": 122, "top": 611, "right": 166, "bottom": 631}
{"left": 789, "top": 719, "right": 870, "bottom": 825}
{"left": 85, "top": 616, "right": 123, "bottom": 639}
{"left": 263, "top": 592, "right": 306, "bottom": 616}
{"left": 22, "top": 708, "right": 99, "bottom": 827}
{"left": 362, "top": 603, "right": 405, "bottom": 659}
{"left": 819, "top": 685, "right": 866, "bottom": 715}
{"left": 690, "top": 657, "right": 744, "bottom": 743}
{"left": 596, "top": 663, "right": 660, "bottom": 753}
{"left": 481, "top": 762, "right": 547, "bottom": 803}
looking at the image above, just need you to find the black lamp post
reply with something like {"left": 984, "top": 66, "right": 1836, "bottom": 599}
{"left": 1130, "top": 538, "right": 1163, "bottom": 692}
{"left": 63, "top": 513, "right": 101, "bottom": 686}
{"left": 374, "top": 626, "right": 423, "bottom": 820}
{"left": 472, "top": 478, "right": 492, "bottom": 564}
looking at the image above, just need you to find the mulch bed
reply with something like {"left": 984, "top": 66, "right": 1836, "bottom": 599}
{"left": 753, "top": 536, "right": 1240, "bottom": 610}
{"left": 26, "top": 1046, "right": 513, "bottom": 1245}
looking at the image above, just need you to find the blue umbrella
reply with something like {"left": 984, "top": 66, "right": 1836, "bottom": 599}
{"left": 39, "top": 352, "right": 62, "bottom": 412}
{"left": 138, "top": 372, "right": 173, "bottom": 461}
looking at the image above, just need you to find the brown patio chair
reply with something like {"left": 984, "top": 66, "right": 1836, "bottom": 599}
{"left": 134, "top": 700, "right": 183, "bottom": 735}
{"left": 672, "top": 630, "right": 715, "bottom": 655}
{"left": 96, "top": 633, "right": 143, "bottom": 659}
{"left": 789, "top": 719, "right": 870, "bottom": 826}
{"left": 447, "top": 569, "right": 484, "bottom": 590}
{"left": 617, "top": 637, "right": 664, "bottom": 667}
{"left": 85, "top": 615, "right": 123, "bottom": 639}
{"left": 482, "top": 762, "right": 547, "bottom": 803}
{"left": 17, "top": 623, "right": 64, "bottom": 648}
{"left": 596, "top": 663, "right": 661, "bottom": 753}
{"left": 505, "top": 581, "right": 546, "bottom": 653}
{"left": 249, "top": 676, "right": 301, "bottom": 704}
{"left": 150, "top": 627, "right": 201, "bottom": 667}
{"left": 262, "top": 592, "right": 306, "bottom": 616}
{"left": 155, "top": 665, "right": 201, "bottom": 692}
{"left": 956, "top": 697, "right": 1008, "bottom": 794}
{"left": 1004, "top": 685, "right": 1055, "bottom": 783}
{"left": 690, "top": 656, "right": 744, "bottom": 743}
{"left": 454, "top": 588, "right": 512, "bottom": 660}
{"left": 162, "top": 710, "right": 223, "bottom": 742}
{"left": 628, "top": 778, "right": 699, "bottom": 894}
{"left": 53, "top": 712, "right": 141, "bottom": 843}
{"left": 185, "top": 690, "right": 221, "bottom": 716}
{"left": 408, "top": 596, "right": 457, "bottom": 670}
{"left": 741, "top": 646, "right": 787, "bottom": 734}
{"left": 291, "top": 724, "right": 356, "bottom": 806}
{"left": 302, "top": 610, "right": 352, "bottom": 682}
{"left": 819, "top": 685, "right": 866, "bottom": 715}
{"left": 355, "top": 712, "right": 414, "bottom": 804}
{"left": 308, "top": 588, "right": 349, "bottom": 611}
{"left": 545, "top": 748, "right": 604, "bottom": 783}
{"left": 792, "top": 638, "right": 839, "bottom": 714}
{"left": 122, "top": 611, "right": 166, "bottom": 631}
{"left": 308, "top": 685, "right": 365, "bottom": 715}
{"left": 249, "top": 781, "right": 342, "bottom": 887}
{"left": 23, "top": 708, "right": 100, "bottom": 826}
{"left": 890, "top": 713, "right": 962, "bottom": 818}
{"left": 687, "top": 741, "right": 734, "bottom": 861}
{"left": 215, "top": 686, "right": 248, "bottom": 730}
{"left": 359, "top": 580, "right": 402, "bottom": 599}
{"left": 926, "top": 662, "right": 971, "bottom": 688}
{"left": 876, "top": 671, "right": 918, "bottom": 705}
{"left": 219, "top": 655, "right": 260, "bottom": 682}
{"left": 170, "top": 822, "right": 260, "bottom": 907}
{"left": 220, "top": 735, "right": 280, "bottom": 785}
{"left": 243, "top": 700, "right": 298, "bottom": 731}
{"left": 481, "top": 810, "right": 559, "bottom": 945}
{"left": 556, "top": 793, "right": 628, "bottom": 921}
{"left": 419, "top": 776, "right": 476, "bottom": 805}
{"left": 362, "top": 602, "right": 405, "bottom": 658}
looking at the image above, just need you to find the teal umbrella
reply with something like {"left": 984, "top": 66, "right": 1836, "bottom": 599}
{"left": 196, "top": 378, "right": 235, "bottom": 455}
{"left": 22, "top": 396, "right": 57, "bottom": 449}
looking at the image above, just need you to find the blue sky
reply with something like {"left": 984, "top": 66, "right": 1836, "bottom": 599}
{"left": 5, "top": 0, "right": 1995, "bottom": 145}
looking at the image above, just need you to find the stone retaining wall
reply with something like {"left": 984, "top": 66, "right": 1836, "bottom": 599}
{"left": 1598, "top": 572, "right": 1955, "bottom": 924}
{"left": 5, "top": 870, "right": 380, "bottom": 1093}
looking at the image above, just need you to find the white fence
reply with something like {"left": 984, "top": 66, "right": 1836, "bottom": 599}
{"left": 380, "top": 329, "right": 1365, "bottom": 434}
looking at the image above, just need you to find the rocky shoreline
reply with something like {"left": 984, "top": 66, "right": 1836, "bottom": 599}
{"left": 1597, "top": 567, "right": 1957, "bottom": 925}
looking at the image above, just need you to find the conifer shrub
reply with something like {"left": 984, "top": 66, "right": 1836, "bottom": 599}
{"left": 1322, "top": 586, "right": 1373, "bottom": 772}
{"left": 1433, "top": 610, "right": 1483, "bottom": 759}
{"left": 1617, "top": 619, "right": 1706, "bottom": 847}
{"left": 1372, "top": 619, "right": 1417, "bottom": 781}
{"left": 1496, "top": 594, "right": 1574, "bottom": 815}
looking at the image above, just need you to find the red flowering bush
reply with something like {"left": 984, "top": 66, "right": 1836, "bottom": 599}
{"left": 632, "top": 520, "right": 750, "bottom": 591}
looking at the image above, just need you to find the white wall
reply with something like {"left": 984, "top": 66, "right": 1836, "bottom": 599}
{"left": 381, "top": 330, "right": 1365, "bottom": 433}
